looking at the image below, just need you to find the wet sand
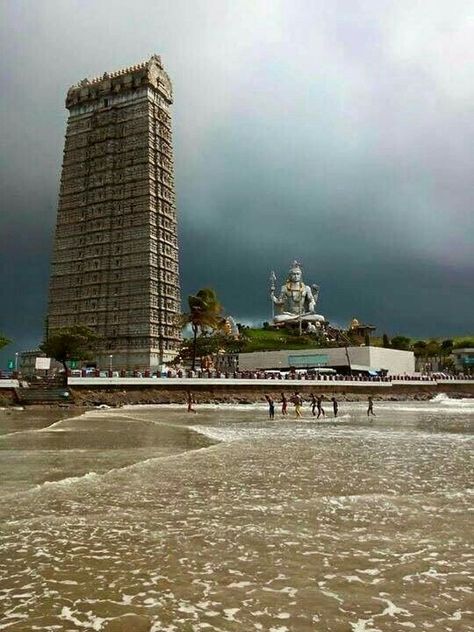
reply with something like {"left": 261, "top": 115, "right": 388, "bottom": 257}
{"left": 0, "top": 407, "right": 213, "bottom": 495}
{"left": 0, "top": 401, "right": 473, "bottom": 631}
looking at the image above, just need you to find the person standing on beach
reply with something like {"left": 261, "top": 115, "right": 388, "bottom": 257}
{"left": 292, "top": 392, "right": 303, "bottom": 418}
{"left": 281, "top": 393, "right": 288, "bottom": 416}
{"left": 331, "top": 397, "right": 338, "bottom": 418}
{"left": 367, "top": 396, "right": 376, "bottom": 417}
{"left": 316, "top": 395, "right": 325, "bottom": 419}
{"left": 310, "top": 393, "right": 317, "bottom": 416}
{"left": 265, "top": 395, "right": 275, "bottom": 419}
{"left": 187, "top": 391, "right": 197, "bottom": 413}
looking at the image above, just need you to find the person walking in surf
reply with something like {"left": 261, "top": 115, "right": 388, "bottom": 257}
{"left": 310, "top": 393, "right": 317, "bottom": 416}
{"left": 292, "top": 392, "right": 303, "bottom": 418}
{"left": 281, "top": 392, "right": 288, "bottom": 416}
{"left": 331, "top": 397, "right": 338, "bottom": 418}
{"left": 187, "top": 391, "right": 197, "bottom": 413}
{"left": 367, "top": 396, "right": 376, "bottom": 417}
{"left": 316, "top": 395, "right": 325, "bottom": 419}
{"left": 265, "top": 395, "right": 275, "bottom": 419}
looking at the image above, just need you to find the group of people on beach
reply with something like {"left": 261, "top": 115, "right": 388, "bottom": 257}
{"left": 186, "top": 390, "right": 376, "bottom": 419}
{"left": 265, "top": 393, "right": 376, "bottom": 419}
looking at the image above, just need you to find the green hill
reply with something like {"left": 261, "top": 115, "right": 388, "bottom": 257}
{"left": 240, "top": 328, "right": 332, "bottom": 353}
{"left": 239, "top": 328, "right": 474, "bottom": 354}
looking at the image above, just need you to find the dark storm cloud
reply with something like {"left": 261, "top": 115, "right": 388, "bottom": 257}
{"left": 0, "top": 0, "right": 473, "bottom": 364}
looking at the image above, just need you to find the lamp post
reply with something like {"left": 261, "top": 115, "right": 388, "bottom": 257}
{"left": 15, "top": 352, "right": 19, "bottom": 372}
{"left": 109, "top": 354, "right": 113, "bottom": 376}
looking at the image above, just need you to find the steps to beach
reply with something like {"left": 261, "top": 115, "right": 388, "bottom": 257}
{"left": 14, "top": 387, "right": 72, "bottom": 405}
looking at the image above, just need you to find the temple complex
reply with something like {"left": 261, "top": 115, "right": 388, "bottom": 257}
{"left": 47, "top": 56, "right": 181, "bottom": 369}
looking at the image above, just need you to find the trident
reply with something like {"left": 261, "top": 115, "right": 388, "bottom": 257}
{"left": 270, "top": 271, "right": 276, "bottom": 319}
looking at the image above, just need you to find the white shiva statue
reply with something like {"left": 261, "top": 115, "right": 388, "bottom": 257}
{"left": 270, "top": 261, "right": 325, "bottom": 327}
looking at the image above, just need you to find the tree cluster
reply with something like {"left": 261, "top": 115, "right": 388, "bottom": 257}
{"left": 40, "top": 326, "right": 98, "bottom": 384}
{"left": 379, "top": 334, "right": 473, "bottom": 372}
{"left": 180, "top": 288, "right": 229, "bottom": 370}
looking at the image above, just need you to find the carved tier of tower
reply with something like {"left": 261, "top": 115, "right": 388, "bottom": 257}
{"left": 47, "top": 56, "right": 181, "bottom": 369}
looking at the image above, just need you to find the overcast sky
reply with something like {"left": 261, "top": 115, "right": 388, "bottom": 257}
{"left": 0, "top": 0, "right": 473, "bottom": 363}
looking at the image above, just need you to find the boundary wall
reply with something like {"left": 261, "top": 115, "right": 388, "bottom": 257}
{"left": 1, "top": 378, "right": 473, "bottom": 406}
{"left": 63, "top": 378, "right": 474, "bottom": 406}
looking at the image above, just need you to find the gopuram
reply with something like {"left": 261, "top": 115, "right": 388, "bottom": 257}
{"left": 47, "top": 56, "right": 181, "bottom": 370}
{"left": 270, "top": 261, "right": 326, "bottom": 332}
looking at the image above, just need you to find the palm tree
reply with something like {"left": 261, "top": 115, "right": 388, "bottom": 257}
{"left": 182, "top": 288, "right": 225, "bottom": 370}
{"left": 0, "top": 334, "right": 11, "bottom": 351}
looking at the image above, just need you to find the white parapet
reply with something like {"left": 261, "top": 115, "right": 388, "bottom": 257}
{"left": 0, "top": 380, "right": 20, "bottom": 388}
{"left": 67, "top": 377, "right": 393, "bottom": 387}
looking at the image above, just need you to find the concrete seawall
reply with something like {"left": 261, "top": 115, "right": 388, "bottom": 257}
{"left": 69, "top": 379, "right": 474, "bottom": 406}
{"left": 2, "top": 379, "right": 473, "bottom": 407}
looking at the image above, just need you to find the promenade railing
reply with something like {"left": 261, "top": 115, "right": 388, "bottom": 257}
{"left": 52, "top": 370, "right": 474, "bottom": 382}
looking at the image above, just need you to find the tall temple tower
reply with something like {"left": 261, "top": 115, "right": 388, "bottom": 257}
{"left": 47, "top": 56, "right": 181, "bottom": 369}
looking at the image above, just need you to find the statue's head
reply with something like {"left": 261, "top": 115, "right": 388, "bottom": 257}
{"left": 288, "top": 261, "right": 302, "bottom": 283}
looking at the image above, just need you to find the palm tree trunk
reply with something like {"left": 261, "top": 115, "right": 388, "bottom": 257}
{"left": 344, "top": 345, "right": 352, "bottom": 376}
{"left": 62, "top": 360, "right": 68, "bottom": 387}
{"left": 191, "top": 324, "right": 198, "bottom": 371}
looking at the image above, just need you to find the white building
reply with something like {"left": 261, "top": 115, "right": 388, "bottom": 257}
{"left": 451, "top": 348, "right": 474, "bottom": 373}
{"left": 238, "top": 346, "right": 415, "bottom": 376}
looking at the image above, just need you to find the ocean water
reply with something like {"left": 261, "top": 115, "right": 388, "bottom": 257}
{"left": 0, "top": 396, "right": 473, "bottom": 631}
